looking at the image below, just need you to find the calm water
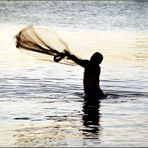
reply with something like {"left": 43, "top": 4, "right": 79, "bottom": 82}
{"left": 0, "top": 1, "right": 148, "bottom": 147}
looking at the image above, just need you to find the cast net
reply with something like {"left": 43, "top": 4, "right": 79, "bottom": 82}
{"left": 15, "top": 25, "right": 74, "bottom": 65}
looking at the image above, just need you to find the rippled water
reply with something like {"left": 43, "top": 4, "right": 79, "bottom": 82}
{"left": 0, "top": 1, "right": 148, "bottom": 147}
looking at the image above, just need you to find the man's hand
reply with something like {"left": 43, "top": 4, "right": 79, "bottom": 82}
{"left": 64, "top": 50, "right": 71, "bottom": 58}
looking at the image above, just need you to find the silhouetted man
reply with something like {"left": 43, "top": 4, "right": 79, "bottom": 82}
{"left": 63, "top": 51, "right": 107, "bottom": 100}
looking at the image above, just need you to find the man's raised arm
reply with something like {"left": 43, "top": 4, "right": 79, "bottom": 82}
{"left": 64, "top": 50, "right": 88, "bottom": 68}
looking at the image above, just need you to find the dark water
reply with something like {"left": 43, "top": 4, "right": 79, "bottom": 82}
{"left": 0, "top": 1, "right": 148, "bottom": 147}
{"left": 0, "top": 1, "right": 148, "bottom": 31}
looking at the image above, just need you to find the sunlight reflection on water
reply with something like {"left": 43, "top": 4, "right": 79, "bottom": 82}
{"left": 0, "top": 23, "right": 148, "bottom": 147}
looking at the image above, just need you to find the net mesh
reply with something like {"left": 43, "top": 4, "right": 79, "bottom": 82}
{"left": 15, "top": 25, "right": 74, "bottom": 65}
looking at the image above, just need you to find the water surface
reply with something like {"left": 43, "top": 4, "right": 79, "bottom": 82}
{"left": 0, "top": 1, "right": 148, "bottom": 147}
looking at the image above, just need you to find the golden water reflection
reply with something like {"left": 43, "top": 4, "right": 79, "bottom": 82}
{"left": 0, "top": 25, "right": 148, "bottom": 147}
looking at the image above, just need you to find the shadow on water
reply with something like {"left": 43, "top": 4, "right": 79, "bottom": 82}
{"left": 81, "top": 97, "right": 101, "bottom": 139}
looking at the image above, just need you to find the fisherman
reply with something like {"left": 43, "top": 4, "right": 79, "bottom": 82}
{"left": 63, "top": 50, "right": 107, "bottom": 100}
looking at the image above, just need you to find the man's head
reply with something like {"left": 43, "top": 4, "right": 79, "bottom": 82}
{"left": 90, "top": 52, "right": 103, "bottom": 65}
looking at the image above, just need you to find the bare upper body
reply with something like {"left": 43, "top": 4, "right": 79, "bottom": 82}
{"left": 64, "top": 51, "right": 106, "bottom": 99}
